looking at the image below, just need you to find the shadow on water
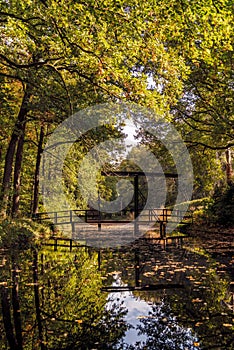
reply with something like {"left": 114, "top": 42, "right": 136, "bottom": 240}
{"left": 0, "top": 236, "right": 233, "bottom": 349}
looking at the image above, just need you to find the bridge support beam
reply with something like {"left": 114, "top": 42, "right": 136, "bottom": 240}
{"left": 160, "top": 222, "right": 166, "bottom": 239}
{"left": 134, "top": 175, "right": 139, "bottom": 235}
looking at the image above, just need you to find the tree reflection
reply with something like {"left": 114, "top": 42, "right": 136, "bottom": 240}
{"left": 99, "top": 242, "right": 234, "bottom": 350}
{"left": 0, "top": 247, "right": 128, "bottom": 350}
{"left": 166, "top": 266, "right": 234, "bottom": 350}
{"left": 1, "top": 237, "right": 233, "bottom": 350}
{"left": 116, "top": 300, "right": 200, "bottom": 350}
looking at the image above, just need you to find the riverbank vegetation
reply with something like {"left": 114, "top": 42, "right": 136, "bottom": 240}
{"left": 1, "top": 2, "right": 234, "bottom": 349}
{"left": 0, "top": 1, "right": 233, "bottom": 228}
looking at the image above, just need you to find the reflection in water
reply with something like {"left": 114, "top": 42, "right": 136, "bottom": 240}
{"left": 0, "top": 237, "right": 233, "bottom": 349}
{"left": 102, "top": 239, "right": 234, "bottom": 350}
{"left": 107, "top": 274, "right": 152, "bottom": 345}
{"left": 107, "top": 274, "right": 200, "bottom": 349}
{"left": 0, "top": 248, "right": 128, "bottom": 350}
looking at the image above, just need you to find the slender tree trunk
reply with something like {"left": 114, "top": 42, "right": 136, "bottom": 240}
{"left": 225, "top": 148, "right": 233, "bottom": 186}
{"left": 0, "top": 86, "right": 31, "bottom": 217}
{"left": 0, "top": 144, "right": 2, "bottom": 169}
{"left": 32, "top": 248, "right": 46, "bottom": 350}
{"left": 32, "top": 126, "right": 45, "bottom": 215}
{"left": 12, "top": 122, "right": 26, "bottom": 218}
{"left": 11, "top": 260, "right": 23, "bottom": 350}
{"left": 1, "top": 285, "right": 18, "bottom": 350}
{"left": 0, "top": 145, "right": 2, "bottom": 184}
{"left": 1, "top": 135, "right": 19, "bottom": 217}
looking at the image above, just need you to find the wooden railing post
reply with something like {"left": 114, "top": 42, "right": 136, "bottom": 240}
{"left": 71, "top": 222, "right": 75, "bottom": 234}
{"left": 85, "top": 210, "right": 87, "bottom": 223}
{"left": 98, "top": 250, "right": 101, "bottom": 270}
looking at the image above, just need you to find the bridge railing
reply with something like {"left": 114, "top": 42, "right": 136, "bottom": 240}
{"left": 33, "top": 208, "right": 192, "bottom": 225}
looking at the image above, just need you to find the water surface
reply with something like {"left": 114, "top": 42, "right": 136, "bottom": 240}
{"left": 0, "top": 236, "right": 233, "bottom": 349}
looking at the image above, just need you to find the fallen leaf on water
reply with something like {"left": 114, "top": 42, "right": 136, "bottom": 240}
{"left": 143, "top": 272, "right": 154, "bottom": 277}
{"left": 0, "top": 282, "right": 7, "bottom": 286}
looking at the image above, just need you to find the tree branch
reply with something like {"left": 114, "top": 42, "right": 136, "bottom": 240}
{"left": 0, "top": 11, "right": 43, "bottom": 23}
{"left": 0, "top": 54, "right": 63, "bottom": 69}
{"left": 185, "top": 140, "right": 234, "bottom": 150}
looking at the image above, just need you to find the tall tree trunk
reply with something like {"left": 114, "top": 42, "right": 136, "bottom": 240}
{"left": 0, "top": 86, "right": 31, "bottom": 217}
{"left": 225, "top": 148, "right": 233, "bottom": 186}
{"left": 0, "top": 144, "right": 2, "bottom": 171}
{"left": 32, "top": 126, "right": 45, "bottom": 216}
{"left": 11, "top": 260, "right": 23, "bottom": 350}
{"left": 1, "top": 285, "right": 18, "bottom": 350}
{"left": 33, "top": 248, "right": 46, "bottom": 350}
{"left": 12, "top": 122, "right": 26, "bottom": 218}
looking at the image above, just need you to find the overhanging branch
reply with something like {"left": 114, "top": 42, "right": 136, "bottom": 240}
{"left": 185, "top": 140, "right": 234, "bottom": 150}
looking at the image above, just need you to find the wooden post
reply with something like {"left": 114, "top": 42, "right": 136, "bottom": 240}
{"left": 134, "top": 175, "right": 139, "bottom": 219}
{"left": 163, "top": 223, "right": 166, "bottom": 237}
{"left": 160, "top": 222, "right": 164, "bottom": 238}
{"left": 134, "top": 175, "right": 139, "bottom": 235}
{"left": 160, "top": 222, "right": 166, "bottom": 239}
{"left": 71, "top": 222, "right": 75, "bottom": 234}
{"left": 98, "top": 191, "right": 101, "bottom": 231}
{"left": 98, "top": 250, "right": 101, "bottom": 270}
{"left": 85, "top": 210, "right": 87, "bottom": 223}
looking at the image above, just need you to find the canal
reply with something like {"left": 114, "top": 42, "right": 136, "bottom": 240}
{"left": 0, "top": 236, "right": 233, "bottom": 349}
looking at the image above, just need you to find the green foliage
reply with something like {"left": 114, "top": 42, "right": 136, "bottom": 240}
{"left": 0, "top": 218, "right": 51, "bottom": 250}
{"left": 0, "top": 245, "right": 128, "bottom": 349}
{"left": 61, "top": 125, "right": 125, "bottom": 210}
{"left": 208, "top": 184, "right": 234, "bottom": 226}
{"left": 1, "top": 0, "right": 233, "bottom": 217}
{"left": 189, "top": 149, "right": 224, "bottom": 198}
{"left": 168, "top": 266, "right": 233, "bottom": 349}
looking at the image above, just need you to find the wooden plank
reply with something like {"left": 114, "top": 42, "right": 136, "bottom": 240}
{"left": 101, "top": 171, "right": 178, "bottom": 178}
{"left": 101, "top": 283, "right": 184, "bottom": 292}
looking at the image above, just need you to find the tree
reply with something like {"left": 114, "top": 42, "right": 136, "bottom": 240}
{"left": 168, "top": 0, "right": 234, "bottom": 186}
{"left": 0, "top": 0, "right": 191, "bottom": 217}
{"left": 1, "top": 0, "right": 233, "bottom": 217}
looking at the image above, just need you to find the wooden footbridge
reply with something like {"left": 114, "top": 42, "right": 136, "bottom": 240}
{"left": 35, "top": 171, "right": 192, "bottom": 244}
{"left": 34, "top": 206, "right": 192, "bottom": 239}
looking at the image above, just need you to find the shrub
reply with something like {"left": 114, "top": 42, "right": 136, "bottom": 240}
{"left": 0, "top": 218, "right": 51, "bottom": 250}
{"left": 208, "top": 185, "right": 234, "bottom": 226}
